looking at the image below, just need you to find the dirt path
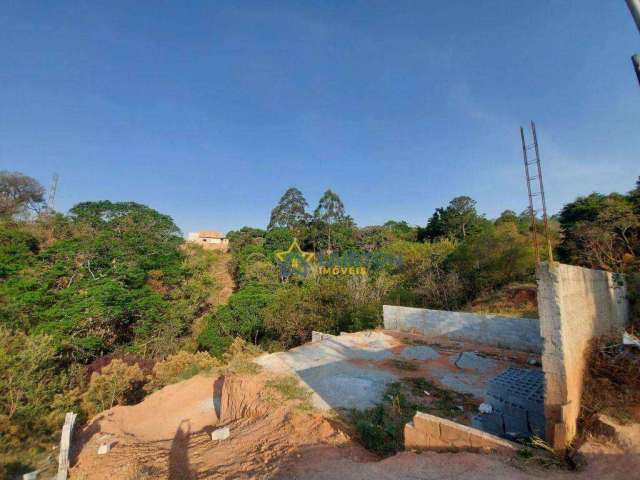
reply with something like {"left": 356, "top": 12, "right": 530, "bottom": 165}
{"left": 210, "top": 251, "right": 234, "bottom": 306}
{"left": 276, "top": 447, "right": 640, "bottom": 480}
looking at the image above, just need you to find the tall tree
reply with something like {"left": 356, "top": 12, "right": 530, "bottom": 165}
{"left": 314, "top": 189, "right": 346, "bottom": 224}
{"left": 0, "top": 171, "right": 46, "bottom": 219}
{"left": 421, "top": 196, "right": 481, "bottom": 241}
{"left": 313, "top": 190, "right": 347, "bottom": 251}
{"left": 447, "top": 196, "right": 479, "bottom": 239}
{"left": 421, "top": 208, "right": 449, "bottom": 241}
{"left": 268, "top": 187, "right": 310, "bottom": 230}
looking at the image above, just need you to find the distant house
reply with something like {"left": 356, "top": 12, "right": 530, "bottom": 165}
{"left": 187, "top": 230, "right": 229, "bottom": 251}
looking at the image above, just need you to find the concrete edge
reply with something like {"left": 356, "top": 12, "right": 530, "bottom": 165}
{"left": 405, "top": 411, "right": 519, "bottom": 453}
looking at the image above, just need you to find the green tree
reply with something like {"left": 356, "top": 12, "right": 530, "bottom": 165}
{"left": 0, "top": 171, "right": 46, "bottom": 219}
{"left": 0, "top": 201, "right": 187, "bottom": 360}
{"left": 448, "top": 222, "right": 536, "bottom": 297}
{"left": 557, "top": 192, "right": 639, "bottom": 269}
{"left": 313, "top": 190, "right": 353, "bottom": 251}
{"left": 314, "top": 190, "right": 346, "bottom": 223}
{"left": 421, "top": 196, "right": 484, "bottom": 241}
{"left": 445, "top": 196, "right": 480, "bottom": 240}
{"left": 495, "top": 209, "right": 518, "bottom": 225}
{"left": 268, "top": 187, "right": 310, "bottom": 230}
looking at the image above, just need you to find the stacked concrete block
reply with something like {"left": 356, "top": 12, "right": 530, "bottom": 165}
{"left": 405, "top": 412, "right": 518, "bottom": 452}
{"left": 383, "top": 305, "right": 542, "bottom": 353}
{"left": 472, "top": 367, "right": 545, "bottom": 440}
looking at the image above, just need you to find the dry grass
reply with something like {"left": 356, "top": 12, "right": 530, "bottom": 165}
{"left": 580, "top": 337, "right": 640, "bottom": 432}
{"left": 468, "top": 283, "right": 538, "bottom": 318}
{"left": 386, "top": 358, "right": 418, "bottom": 371}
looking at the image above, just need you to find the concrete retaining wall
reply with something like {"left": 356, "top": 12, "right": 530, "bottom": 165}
{"left": 537, "top": 262, "right": 628, "bottom": 449}
{"left": 405, "top": 411, "right": 518, "bottom": 452}
{"left": 383, "top": 305, "right": 542, "bottom": 353}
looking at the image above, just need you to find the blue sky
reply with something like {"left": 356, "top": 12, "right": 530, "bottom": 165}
{"left": 2, "top": 1, "right": 638, "bottom": 235}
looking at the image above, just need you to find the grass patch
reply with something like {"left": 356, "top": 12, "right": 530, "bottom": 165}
{"left": 348, "top": 378, "right": 480, "bottom": 456}
{"left": 349, "top": 382, "right": 414, "bottom": 455}
{"left": 386, "top": 358, "right": 418, "bottom": 371}
{"left": 511, "top": 437, "right": 567, "bottom": 469}
{"left": 400, "top": 337, "right": 431, "bottom": 346}
{"left": 403, "top": 377, "right": 477, "bottom": 419}
{"left": 266, "top": 376, "right": 311, "bottom": 401}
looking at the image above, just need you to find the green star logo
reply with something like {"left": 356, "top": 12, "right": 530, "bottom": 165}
{"left": 275, "top": 238, "right": 314, "bottom": 278}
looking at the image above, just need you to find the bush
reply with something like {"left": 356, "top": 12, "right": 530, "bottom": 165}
{"left": 222, "top": 337, "right": 262, "bottom": 374}
{"left": 0, "top": 330, "right": 59, "bottom": 445}
{"left": 147, "top": 351, "right": 219, "bottom": 390}
{"left": 263, "top": 283, "right": 331, "bottom": 348}
{"left": 81, "top": 359, "right": 146, "bottom": 416}
{"left": 197, "top": 285, "right": 274, "bottom": 356}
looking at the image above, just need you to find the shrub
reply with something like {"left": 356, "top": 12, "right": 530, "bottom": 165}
{"left": 147, "top": 351, "right": 219, "bottom": 390}
{"left": 349, "top": 383, "right": 412, "bottom": 455}
{"left": 263, "top": 283, "right": 331, "bottom": 348}
{"left": 197, "top": 285, "right": 274, "bottom": 356}
{"left": 81, "top": 359, "right": 146, "bottom": 416}
{"left": 0, "top": 330, "right": 59, "bottom": 445}
{"left": 222, "top": 337, "right": 262, "bottom": 374}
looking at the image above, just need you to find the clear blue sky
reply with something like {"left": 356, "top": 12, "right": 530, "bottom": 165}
{"left": 2, "top": 1, "right": 638, "bottom": 235}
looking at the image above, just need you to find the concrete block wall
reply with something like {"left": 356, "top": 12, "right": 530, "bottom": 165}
{"left": 405, "top": 412, "right": 518, "bottom": 452}
{"left": 383, "top": 305, "right": 542, "bottom": 353}
{"left": 537, "top": 262, "right": 628, "bottom": 449}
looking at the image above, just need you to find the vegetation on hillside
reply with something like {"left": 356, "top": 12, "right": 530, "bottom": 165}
{"left": 1, "top": 171, "right": 638, "bottom": 476}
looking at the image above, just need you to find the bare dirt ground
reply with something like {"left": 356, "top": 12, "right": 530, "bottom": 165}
{"left": 69, "top": 370, "right": 640, "bottom": 480}
{"left": 210, "top": 252, "right": 234, "bottom": 306}
{"left": 71, "top": 373, "right": 640, "bottom": 480}
{"left": 278, "top": 446, "right": 640, "bottom": 480}
{"left": 69, "top": 373, "right": 372, "bottom": 480}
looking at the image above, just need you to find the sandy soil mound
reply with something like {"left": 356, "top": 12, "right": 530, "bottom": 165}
{"left": 70, "top": 373, "right": 371, "bottom": 480}
{"left": 70, "top": 370, "right": 639, "bottom": 480}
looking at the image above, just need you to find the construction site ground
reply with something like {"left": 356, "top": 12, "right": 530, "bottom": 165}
{"left": 68, "top": 331, "right": 640, "bottom": 479}
{"left": 257, "top": 330, "right": 538, "bottom": 416}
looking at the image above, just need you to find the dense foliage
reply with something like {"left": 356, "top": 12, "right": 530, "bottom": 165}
{"left": 1, "top": 171, "right": 638, "bottom": 476}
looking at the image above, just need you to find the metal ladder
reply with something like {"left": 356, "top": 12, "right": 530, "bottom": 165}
{"left": 520, "top": 121, "right": 553, "bottom": 264}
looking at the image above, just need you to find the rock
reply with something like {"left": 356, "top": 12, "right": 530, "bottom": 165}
{"left": 623, "top": 331, "right": 640, "bottom": 349}
{"left": 211, "top": 426, "right": 230, "bottom": 441}
{"left": 479, "top": 403, "right": 493, "bottom": 414}
{"left": 97, "top": 443, "right": 111, "bottom": 455}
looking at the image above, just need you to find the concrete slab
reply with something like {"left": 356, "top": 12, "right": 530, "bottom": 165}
{"left": 400, "top": 346, "right": 440, "bottom": 361}
{"left": 256, "top": 330, "right": 531, "bottom": 412}
{"left": 452, "top": 352, "right": 498, "bottom": 371}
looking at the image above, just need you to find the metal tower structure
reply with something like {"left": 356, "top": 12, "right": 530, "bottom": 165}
{"left": 47, "top": 173, "right": 59, "bottom": 212}
{"left": 520, "top": 122, "right": 553, "bottom": 265}
{"left": 625, "top": 0, "right": 640, "bottom": 85}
